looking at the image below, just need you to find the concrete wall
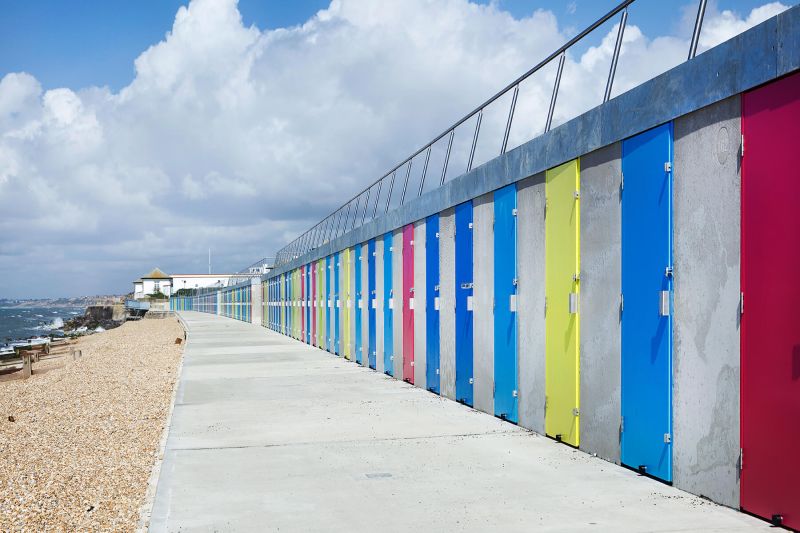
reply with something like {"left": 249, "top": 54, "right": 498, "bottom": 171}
{"left": 673, "top": 96, "right": 742, "bottom": 508}
{"left": 258, "top": 9, "right": 800, "bottom": 514}
{"left": 393, "top": 228, "right": 404, "bottom": 379}
{"left": 579, "top": 143, "right": 622, "bottom": 463}
{"left": 517, "top": 173, "right": 546, "bottom": 434}
{"left": 439, "top": 208, "right": 456, "bottom": 400}
{"left": 413, "top": 219, "right": 427, "bottom": 388}
{"left": 473, "top": 193, "right": 494, "bottom": 416}
{"left": 250, "top": 278, "right": 263, "bottom": 327}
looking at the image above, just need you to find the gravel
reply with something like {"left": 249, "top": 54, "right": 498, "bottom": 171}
{"left": 0, "top": 318, "right": 184, "bottom": 531}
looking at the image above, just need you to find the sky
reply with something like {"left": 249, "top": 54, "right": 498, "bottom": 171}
{"left": 0, "top": 0, "right": 792, "bottom": 298}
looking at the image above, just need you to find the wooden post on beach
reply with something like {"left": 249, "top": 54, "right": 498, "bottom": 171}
{"left": 21, "top": 352, "right": 32, "bottom": 379}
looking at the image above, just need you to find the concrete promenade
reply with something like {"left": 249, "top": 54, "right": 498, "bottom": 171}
{"left": 148, "top": 312, "right": 767, "bottom": 532}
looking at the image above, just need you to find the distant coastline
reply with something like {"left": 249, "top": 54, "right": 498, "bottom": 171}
{"left": 0, "top": 296, "right": 122, "bottom": 309}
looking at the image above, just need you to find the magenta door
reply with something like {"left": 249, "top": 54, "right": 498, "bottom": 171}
{"left": 741, "top": 71, "right": 800, "bottom": 530}
{"left": 402, "top": 224, "right": 414, "bottom": 383}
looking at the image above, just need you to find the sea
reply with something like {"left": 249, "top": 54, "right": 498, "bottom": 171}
{"left": 0, "top": 306, "right": 85, "bottom": 344}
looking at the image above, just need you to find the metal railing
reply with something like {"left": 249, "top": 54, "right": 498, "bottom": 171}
{"left": 274, "top": 0, "right": 710, "bottom": 267}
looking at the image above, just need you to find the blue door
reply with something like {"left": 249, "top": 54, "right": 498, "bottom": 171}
{"left": 334, "top": 251, "right": 340, "bottom": 355}
{"left": 621, "top": 123, "right": 673, "bottom": 482}
{"left": 383, "top": 232, "right": 394, "bottom": 375}
{"left": 355, "top": 244, "right": 362, "bottom": 363}
{"left": 426, "top": 214, "right": 441, "bottom": 393}
{"left": 455, "top": 201, "right": 474, "bottom": 406}
{"left": 494, "top": 184, "right": 518, "bottom": 422}
{"left": 325, "top": 255, "right": 331, "bottom": 352}
{"left": 368, "top": 239, "right": 377, "bottom": 369}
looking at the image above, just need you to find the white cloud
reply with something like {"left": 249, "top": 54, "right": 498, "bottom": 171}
{"left": 0, "top": 0, "right": 789, "bottom": 297}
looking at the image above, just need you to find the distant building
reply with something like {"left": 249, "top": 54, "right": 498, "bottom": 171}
{"left": 171, "top": 274, "right": 235, "bottom": 294}
{"left": 132, "top": 268, "right": 236, "bottom": 300}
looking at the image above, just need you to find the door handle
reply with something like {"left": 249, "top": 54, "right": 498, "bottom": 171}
{"left": 568, "top": 293, "right": 578, "bottom": 314}
{"left": 659, "top": 291, "right": 670, "bottom": 317}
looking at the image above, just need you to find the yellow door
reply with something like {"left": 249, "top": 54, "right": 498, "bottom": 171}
{"left": 344, "top": 248, "right": 352, "bottom": 360}
{"left": 545, "top": 159, "right": 581, "bottom": 447}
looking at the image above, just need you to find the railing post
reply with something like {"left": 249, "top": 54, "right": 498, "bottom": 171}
{"left": 688, "top": 0, "right": 708, "bottom": 60}
{"left": 467, "top": 109, "right": 483, "bottom": 172}
{"left": 604, "top": 8, "right": 628, "bottom": 103}
{"left": 362, "top": 188, "right": 372, "bottom": 224}
{"left": 385, "top": 171, "right": 397, "bottom": 213}
{"left": 418, "top": 146, "right": 432, "bottom": 197}
{"left": 501, "top": 85, "right": 520, "bottom": 155}
{"left": 350, "top": 195, "right": 361, "bottom": 231}
{"left": 440, "top": 130, "right": 455, "bottom": 186}
{"left": 400, "top": 160, "right": 413, "bottom": 205}
{"left": 545, "top": 52, "right": 566, "bottom": 133}
{"left": 372, "top": 179, "right": 383, "bottom": 219}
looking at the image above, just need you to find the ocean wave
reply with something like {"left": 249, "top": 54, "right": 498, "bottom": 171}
{"left": 33, "top": 317, "right": 64, "bottom": 331}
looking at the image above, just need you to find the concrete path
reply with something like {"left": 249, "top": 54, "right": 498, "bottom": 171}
{"left": 149, "top": 312, "right": 768, "bottom": 532}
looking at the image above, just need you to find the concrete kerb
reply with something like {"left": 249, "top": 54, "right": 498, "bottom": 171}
{"left": 137, "top": 315, "right": 189, "bottom": 532}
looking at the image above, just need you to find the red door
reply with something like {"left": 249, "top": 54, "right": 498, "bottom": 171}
{"left": 741, "top": 71, "right": 800, "bottom": 530}
{"left": 402, "top": 224, "right": 415, "bottom": 383}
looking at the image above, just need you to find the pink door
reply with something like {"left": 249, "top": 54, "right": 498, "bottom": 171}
{"left": 741, "top": 71, "right": 800, "bottom": 530}
{"left": 402, "top": 224, "right": 415, "bottom": 383}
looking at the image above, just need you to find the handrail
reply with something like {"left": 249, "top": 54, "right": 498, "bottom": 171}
{"left": 274, "top": 0, "right": 709, "bottom": 266}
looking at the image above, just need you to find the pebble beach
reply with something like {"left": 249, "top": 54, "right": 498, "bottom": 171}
{"left": 0, "top": 317, "right": 184, "bottom": 531}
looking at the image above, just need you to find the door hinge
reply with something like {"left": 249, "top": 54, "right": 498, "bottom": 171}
{"left": 620, "top": 293, "right": 624, "bottom": 313}
{"left": 740, "top": 292, "right": 744, "bottom": 315}
{"left": 740, "top": 448, "right": 744, "bottom": 469}
{"left": 620, "top": 172, "right": 624, "bottom": 191}
{"left": 620, "top": 416, "right": 624, "bottom": 432}
{"left": 741, "top": 134, "right": 744, "bottom": 156}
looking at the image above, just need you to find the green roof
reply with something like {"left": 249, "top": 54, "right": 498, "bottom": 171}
{"left": 141, "top": 267, "right": 170, "bottom": 279}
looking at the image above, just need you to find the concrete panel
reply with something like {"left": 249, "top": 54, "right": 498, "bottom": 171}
{"left": 361, "top": 245, "right": 369, "bottom": 367}
{"left": 579, "top": 143, "right": 622, "bottom": 463}
{"left": 472, "top": 193, "right": 494, "bottom": 416}
{"left": 517, "top": 173, "right": 546, "bottom": 434}
{"left": 673, "top": 96, "right": 741, "bottom": 508}
{"left": 778, "top": 6, "right": 800, "bottom": 76}
{"left": 375, "top": 238, "right": 384, "bottom": 374}
{"left": 439, "top": 208, "right": 456, "bottom": 400}
{"left": 393, "top": 229, "right": 404, "bottom": 379}
{"left": 413, "top": 219, "right": 427, "bottom": 388}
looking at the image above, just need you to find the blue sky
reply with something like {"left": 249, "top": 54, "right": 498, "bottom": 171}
{"left": 0, "top": 0, "right": 774, "bottom": 92}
